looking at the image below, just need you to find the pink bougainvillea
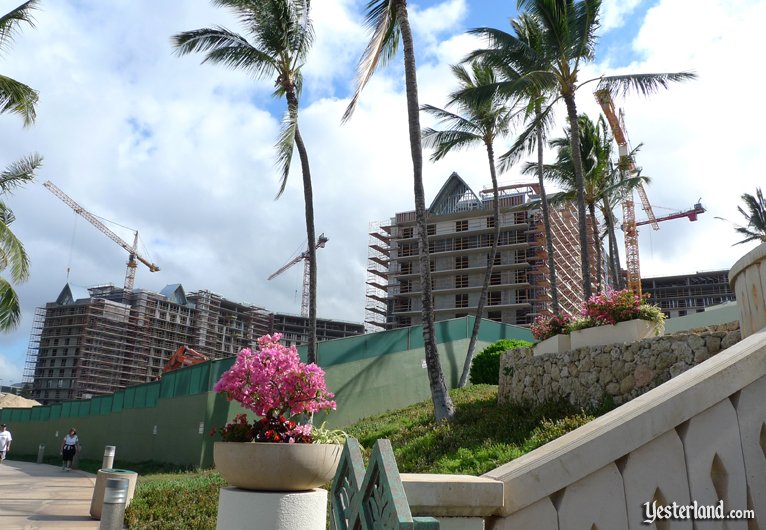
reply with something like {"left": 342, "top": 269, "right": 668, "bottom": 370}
{"left": 212, "top": 333, "right": 336, "bottom": 443}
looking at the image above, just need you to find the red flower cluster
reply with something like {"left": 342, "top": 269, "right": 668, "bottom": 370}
{"left": 531, "top": 313, "right": 572, "bottom": 341}
{"left": 210, "top": 413, "right": 255, "bottom": 442}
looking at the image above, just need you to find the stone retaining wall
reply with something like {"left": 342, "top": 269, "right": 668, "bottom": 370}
{"left": 498, "top": 323, "right": 741, "bottom": 408}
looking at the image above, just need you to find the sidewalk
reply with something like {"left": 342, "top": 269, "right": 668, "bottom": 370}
{"left": 0, "top": 459, "right": 101, "bottom": 529}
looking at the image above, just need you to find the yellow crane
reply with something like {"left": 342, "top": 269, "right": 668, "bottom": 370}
{"left": 595, "top": 90, "right": 659, "bottom": 297}
{"left": 43, "top": 180, "right": 160, "bottom": 290}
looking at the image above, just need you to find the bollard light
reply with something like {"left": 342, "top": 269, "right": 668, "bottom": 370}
{"left": 98, "top": 477, "right": 128, "bottom": 530}
{"left": 102, "top": 445, "right": 116, "bottom": 470}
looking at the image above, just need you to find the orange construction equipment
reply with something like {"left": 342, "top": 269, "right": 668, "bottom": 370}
{"left": 594, "top": 90, "right": 705, "bottom": 297}
{"left": 163, "top": 345, "right": 209, "bottom": 373}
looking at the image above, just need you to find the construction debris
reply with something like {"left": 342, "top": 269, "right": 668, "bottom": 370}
{"left": 0, "top": 393, "right": 40, "bottom": 409}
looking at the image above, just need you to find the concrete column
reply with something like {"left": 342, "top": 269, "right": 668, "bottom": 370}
{"left": 216, "top": 487, "right": 327, "bottom": 530}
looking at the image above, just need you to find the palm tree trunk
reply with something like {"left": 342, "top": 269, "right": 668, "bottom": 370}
{"left": 535, "top": 105, "right": 559, "bottom": 315}
{"left": 588, "top": 202, "right": 602, "bottom": 293}
{"left": 458, "top": 142, "right": 500, "bottom": 388}
{"left": 602, "top": 198, "right": 621, "bottom": 289}
{"left": 562, "top": 92, "right": 592, "bottom": 300}
{"left": 396, "top": 0, "right": 454, "bottom": 421}
{"left": 287, "top": 91, "right": 317, "bottom": 363}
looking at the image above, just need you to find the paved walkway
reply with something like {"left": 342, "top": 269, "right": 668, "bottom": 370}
{"left": 0, "top": 459, "right": 101, "bottom": 529}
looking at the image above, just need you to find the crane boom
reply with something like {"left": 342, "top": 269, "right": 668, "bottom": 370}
{"left": 43, "top": 180, "right": 160, "bottom": 290}
{"left": 267, "top": 234, "right": 328, "bottom": 317}
{"left": 595, "top": 90, "right": 659, "bottom": 297}
{"left": 636, "top": 202, "right": 705, "bottom": 227}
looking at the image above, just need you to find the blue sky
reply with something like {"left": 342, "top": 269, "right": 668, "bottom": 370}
{"left": 0, "top": 0, "right": 763, "bottom": 386}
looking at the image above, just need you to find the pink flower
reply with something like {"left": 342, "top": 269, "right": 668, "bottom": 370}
{"left": 213, "top": 333, "right": 336, "bottom": 443}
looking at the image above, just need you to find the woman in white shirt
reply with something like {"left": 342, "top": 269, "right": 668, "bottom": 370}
{"left": 60, "top": 428, "right": 79, "bottom": 471}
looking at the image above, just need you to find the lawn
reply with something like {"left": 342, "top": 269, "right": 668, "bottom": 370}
{"left": 123, "top": 384, "right": 613, "bottom": 529}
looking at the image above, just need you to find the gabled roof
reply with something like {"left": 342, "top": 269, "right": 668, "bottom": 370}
{"left": 160, "top": 284, "right": 188, "bottom": 306}
{"left": 55, "top": 284, "right": 91, "bottom": 305}
{"left": 428, "top": 172, "right": 484, "bottom": 215}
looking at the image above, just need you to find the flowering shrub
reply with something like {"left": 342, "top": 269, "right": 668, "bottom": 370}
{"left": 531, "top": 289, "right": 665, "bottom": 341}
{"left": 531, "top": 313, "right": 573, "bottom": 341}
{"left": 581, "top": 289, "right": 664, "bottom": 328}
{"left": 211, "top": 333, "right": 337, "bottom": 444}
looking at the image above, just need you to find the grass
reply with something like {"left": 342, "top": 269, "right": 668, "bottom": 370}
{"left": 118, "top": 385, "right": 615, "bottom": 529}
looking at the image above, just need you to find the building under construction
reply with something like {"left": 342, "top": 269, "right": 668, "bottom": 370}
{"left": 366, "top": 173, "right": 598, "bottom": 330}
{"left": 25, "top": 283, "right": 363, "bottom": 404}
{"left": 641, "top": 270, "right": 735, "bottom": 319}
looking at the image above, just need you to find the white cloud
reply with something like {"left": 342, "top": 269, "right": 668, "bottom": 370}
{"left": 0, "top": 0, "right": 762, "bottom": 382}
{"left": 600, "top": 0, "right": 645, "bottom": 32}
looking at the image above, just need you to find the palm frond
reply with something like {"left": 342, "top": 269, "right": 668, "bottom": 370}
{"left": 172, "top": 27, "right": 279, "bottom": 81}
{"left": 422, "top": 128, "right": 482, "bottom": 161}
{"left": 0, "top": 276, "right": 22, "bottom": 331}
{"left": 0, "top": 0, "right": 39, "bottom": 56}
{"left": 343, "top": 0, "right": 400, "bottom": 122}
{"left": 274, "top": 105, "right": 298, "bottom": 198}
{"left": 0, "top": 152, "right": 42, "bottom": 193}
{"left": 0, "top": 74, "right": 38, "bottom": 125}
{"left": 0, "top": 219, "right": 29, "bottom": 283}
{"left": 595, "top": 72, "right": 697, "bottom": 98}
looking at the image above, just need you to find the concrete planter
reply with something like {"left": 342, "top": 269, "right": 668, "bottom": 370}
{"left": 729, "top": 242, "right": 766, "bottom": 338}
{"left": 214, "top": 441, "right": 342, "bottom": 491}
{"left": 570, "top": 319, "right": 662, "bottom": 350}
{"left": 533, "top": 334, "right": 571, "bottom": 356}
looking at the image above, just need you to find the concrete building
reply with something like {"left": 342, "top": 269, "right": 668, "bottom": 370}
{"left": 270, "top": 313, "right": 364, "bottom": 347}
{"left": 366, "top": 173, "right": 597, "bottom": 330}
{"left": 640, "top": 269, "right": 735, "bottom": 318}
{"left": 25, "top": 283, "right": 363, "bottom": 404}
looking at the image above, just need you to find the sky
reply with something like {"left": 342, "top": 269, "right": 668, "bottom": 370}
{"left": 0, "top": 0, "right": 763, "bottom": 385}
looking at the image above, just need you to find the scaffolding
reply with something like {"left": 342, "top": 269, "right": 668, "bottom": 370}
{"left": 370, "top": 175, "right": 600, "bottom": 329}
{"left": 365, "top": 221, "right": 391, "bottom": 332}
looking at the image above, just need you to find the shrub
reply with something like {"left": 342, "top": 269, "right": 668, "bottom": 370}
{"left": 531, "top": 313, "right": 573, "bottom": 341}
{"left": 470, "top": 339, "right": 533, "bottom": 385}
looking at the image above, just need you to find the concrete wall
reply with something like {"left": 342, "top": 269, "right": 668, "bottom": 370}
{"left": 484, "top": 327, "right": 766, "bottom": 529}
{"left": 499, "top": 325, "right": 741, "bottom": 408}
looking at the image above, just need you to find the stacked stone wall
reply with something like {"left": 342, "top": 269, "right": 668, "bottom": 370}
{"left": 498, "top": 322, "right": 741, "bottom": 408}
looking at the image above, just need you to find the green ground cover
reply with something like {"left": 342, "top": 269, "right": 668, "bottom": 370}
{"left": 117, "top": 384, "right": 612, "bottom": 529}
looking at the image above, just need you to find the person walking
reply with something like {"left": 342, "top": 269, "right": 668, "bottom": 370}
{"left": 0, "top": 424, "right": 11, "bottom": 464}
{"left": 60, "top": 428, "right": 79, "bottom": 471}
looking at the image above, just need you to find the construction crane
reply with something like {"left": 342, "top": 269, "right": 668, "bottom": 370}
{"left": 267, "top": 234, "right": 328, "bottom": 318}
{"left": 43, "top": 180, "right": 160, "bottom": 290}
{"left": 595, "top": 89, "right": 661, "bottom": 297}
{"left": 636, "top": 201, "right": 706, "bottom": 227}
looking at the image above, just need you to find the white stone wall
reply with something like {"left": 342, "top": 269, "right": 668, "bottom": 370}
{"left": 484, "top": 328, "right": 766, "bottom": 530}
{"left": 498, "top": 326, "right": 741, "bottom": 408}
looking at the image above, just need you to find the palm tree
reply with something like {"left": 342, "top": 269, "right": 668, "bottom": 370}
{"left": 421, "top": 61, "right": 512, "bottom": 388}
{"left": 0, "top": 1, "right": 40, "bottom": 126}
{"left": 731, "top": 188, "right": 766, "bottom": 245}
{"left": 0, "top": 155, "right": 41, "bottom": 330}
{"left": 468, "top": 13, "right": 562, "bottom": 316}
{"left": 172, "top": 0, "right": 323, "bottom": 362}
{"left": 529, "top": 114, "right": 647, "bottom": 291}
{"left": 0, "top": 1, "right": 41, "bottom": 331}
{"left": 476, "top": 0, "right": 695, "bottom": 301}
{"left": 344, "top": 0, "right": 455, "bottom": 421}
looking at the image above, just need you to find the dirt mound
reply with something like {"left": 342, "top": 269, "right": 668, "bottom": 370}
{"left": 0, "top": 393, "right": 40, "bottom": 409}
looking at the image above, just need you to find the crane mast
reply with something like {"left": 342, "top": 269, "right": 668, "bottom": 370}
{"left": 595, "top": 90, "right": 658, "bottom": 297}
{"left": 267, "top": 234, "right": 328, "bottom": 318}
{"left": 43, "top": 180, "right": 160, "bottom": 290}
